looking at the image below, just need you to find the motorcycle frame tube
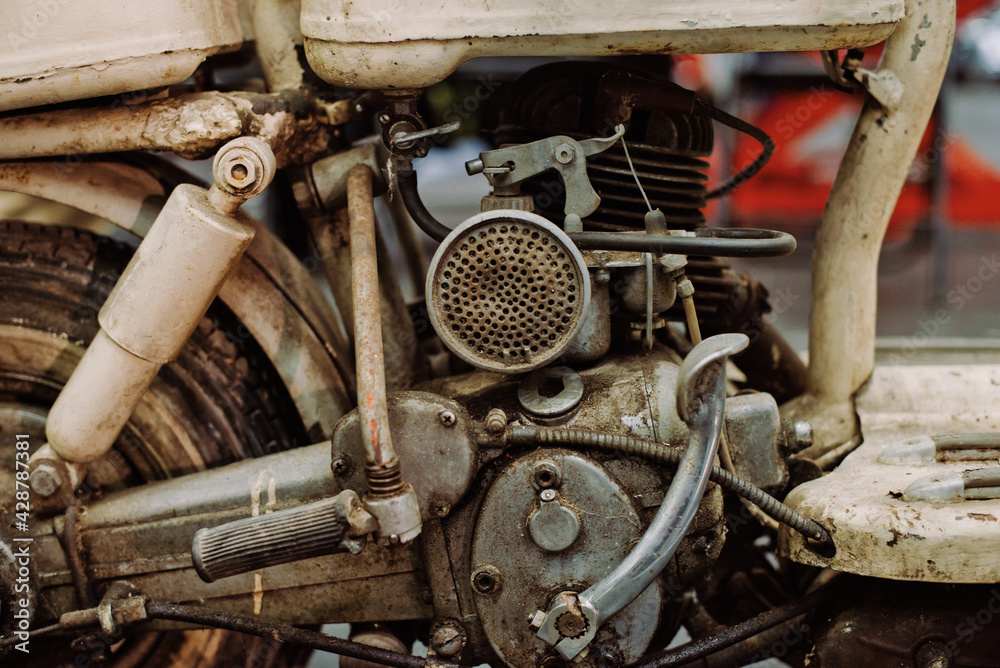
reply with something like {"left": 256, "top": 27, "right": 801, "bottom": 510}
{"left": 793, "top": 0, "right": 956, "bottom": 456}
{"left": 254, "top": 0, "right": 307, "bottom": 92}
{"left": 0, "top": 159, "right": 354, "bottom": 439}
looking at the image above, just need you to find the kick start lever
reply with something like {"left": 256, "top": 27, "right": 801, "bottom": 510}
{"left": 532, "top": 333, "right": 749, "bottom": 660}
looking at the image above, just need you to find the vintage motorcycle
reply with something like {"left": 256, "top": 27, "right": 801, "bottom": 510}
{"left": 1, "top": 0, "right": 992, "bottom": 666}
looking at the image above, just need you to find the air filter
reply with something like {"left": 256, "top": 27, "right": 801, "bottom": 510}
{"left": 426, "top": 210, "right": 591, "bottom": 374}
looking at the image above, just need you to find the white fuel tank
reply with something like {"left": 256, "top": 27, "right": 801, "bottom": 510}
{"left": 302, "top": 0, "right": 903, "bottom": 89}
{"left": 0, "top": 0, "right": 244, "bottom": 112}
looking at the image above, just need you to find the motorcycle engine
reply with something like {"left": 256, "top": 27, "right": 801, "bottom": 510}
{"left": 351, "top": 63, "right": 803, "bottom": 667}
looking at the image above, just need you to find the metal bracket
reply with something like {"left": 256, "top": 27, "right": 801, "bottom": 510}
{"left": 466, "top": 125, "right": 625, "bottom": 218}
{"left": 852, "top": 68, "right": 905, "bottom": 112}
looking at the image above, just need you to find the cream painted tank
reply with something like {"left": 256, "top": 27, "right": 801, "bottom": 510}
{"left": 302, "top": 0, "right": 904, "bottom": 89}
{"left": 0, "top": 0, "right": 245, "bottom": 112}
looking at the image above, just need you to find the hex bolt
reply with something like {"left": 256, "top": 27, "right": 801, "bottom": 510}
{"left": 792, "top": 420, "right": 814, "bottom": 449}
{"left": 486, "top": 408, "right": 507, "bottom": 435}
{"left": 30, "top": 464, "right": 62, "bottom": 498}
{"left": 430, "top": 623, "right": 465, "bottom": 657}
{"left": 439, "top": 410, "right": 457, "bottom": 428}
{"left": 782, "top": 419, "right": 815, "bottom": 454}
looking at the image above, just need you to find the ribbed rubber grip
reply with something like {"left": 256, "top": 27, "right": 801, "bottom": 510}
{"left": 192, "top": 492, "right": 362, "bottom": 583}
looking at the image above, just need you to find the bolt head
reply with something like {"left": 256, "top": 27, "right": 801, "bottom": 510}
{"left": 439, "top": 410, "right": 457, "bottom": 427}
{"left": 472, "top": 565, "right": 502, "bottom": 594}
{"left": 540, "top": 489, "right": 557, "bottom": 502}
{"left": 331, "top": 456, "right": 350, "bottom": 475}
{"left": 431, "top": 624, "right": 464, "bottom": 656}
{"left": 378, "top": 113, "right": 391, "bottom": 125}
{"left": 30, "top": 464, "right": 62, "bottom": 497}
{"left": 793, "top": 420, "right": 814, "bottom": 448}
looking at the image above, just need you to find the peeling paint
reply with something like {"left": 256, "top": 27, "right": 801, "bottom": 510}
{"left": 911, "top": 33, "right": 927, "bottom": 61}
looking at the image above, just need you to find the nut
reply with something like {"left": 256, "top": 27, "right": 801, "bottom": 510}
{"left": 554, "top": 143, "right": 575, "bottom": 165}
{"left": 224, "top": 157, "right": 256, "bottom": 189}
{"left": 30, "top": 464, "right": 62, "bottom": 498}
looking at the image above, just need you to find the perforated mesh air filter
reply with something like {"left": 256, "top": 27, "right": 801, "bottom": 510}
{"left": 426, "top": 211, "right": 591, "bottom": 374}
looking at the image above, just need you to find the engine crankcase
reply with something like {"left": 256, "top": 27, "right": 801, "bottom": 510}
{"left": 470, "top": 449, "right": 660, "bottom": 667}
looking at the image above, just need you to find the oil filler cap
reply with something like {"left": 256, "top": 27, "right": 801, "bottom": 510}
{"left": 426, "top": 210, "right": 591, "bottom": 374}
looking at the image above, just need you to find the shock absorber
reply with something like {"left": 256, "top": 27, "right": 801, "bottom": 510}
{"left": 41, "top": 138, "right": 276, "bottom": 466}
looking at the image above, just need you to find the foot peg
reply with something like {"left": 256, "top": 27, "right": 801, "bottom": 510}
{"left": 192, "top": 490, "right": 377, "bottom": 583}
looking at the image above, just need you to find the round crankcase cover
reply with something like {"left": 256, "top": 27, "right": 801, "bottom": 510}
{"left": 470, "top": 450, "right": 661, "bottom": 667}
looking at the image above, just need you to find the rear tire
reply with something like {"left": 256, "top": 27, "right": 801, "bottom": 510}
{"left": 0, "top": 221, "right": 313, "bottom": 667}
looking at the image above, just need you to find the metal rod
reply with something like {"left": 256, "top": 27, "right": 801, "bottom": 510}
{"left": 143, "top": 602, "right": 441, "bottom": 668}
{"left": 635, "top": 583, "right": 846, "bottom": 667}
{"left": 349, "top": 165, "right": 398, "bottom": 470}
{"left": 581, "top": 334, "right": 747, "bottom": 624}
{"left": 793, "top": 0, "right": 956, "bottom": 454}
{"left": 567, "top": 228, "right": 796, "bottom": 258}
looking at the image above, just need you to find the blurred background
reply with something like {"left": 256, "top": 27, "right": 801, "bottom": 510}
{"left": 1, "top": 2, "right": 998, "bottom": 666}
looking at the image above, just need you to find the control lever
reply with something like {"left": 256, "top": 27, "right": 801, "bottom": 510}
{"left": 532, "top": 333, "right": 750, "bottom": 660}
{"left": 191, "top": 490, "right": 377, "bottom": 583}
{"left": 391, "top": 120, "right": 460, "bottom": 149}
{"left": 465, "top": 125, "right": 625, "bottom": 219}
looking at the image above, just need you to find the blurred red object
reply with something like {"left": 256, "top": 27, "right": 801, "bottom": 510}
{"left": 728, "top": 77, "right": 1000, "bottom": 239}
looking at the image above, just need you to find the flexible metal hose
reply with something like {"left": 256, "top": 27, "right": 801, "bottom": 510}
{"left": 507, "top": 425, "right": 833, "bottom": 548}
